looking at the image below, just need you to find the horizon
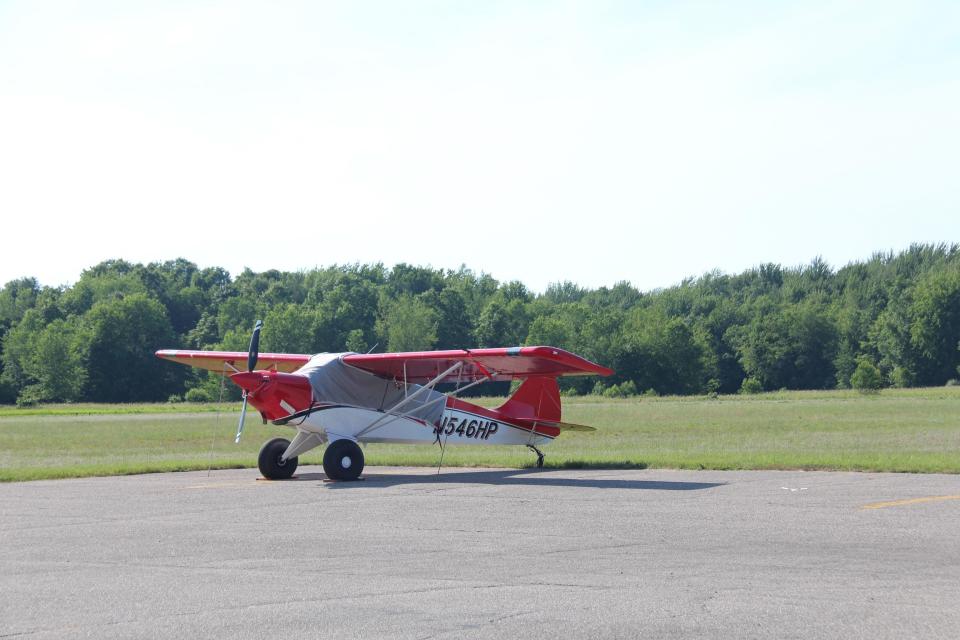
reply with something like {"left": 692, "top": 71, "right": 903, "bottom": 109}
{"left": 6, "top": 243, "right": 955, "bottom": 295}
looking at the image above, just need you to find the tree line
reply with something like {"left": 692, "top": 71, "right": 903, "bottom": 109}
{"left": 1, "top": 244, "right": 959, "bottom": 405}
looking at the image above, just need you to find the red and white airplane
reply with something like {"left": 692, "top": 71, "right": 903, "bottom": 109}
{"left": 156, "top": 321, "right": 612, "bottom": 481}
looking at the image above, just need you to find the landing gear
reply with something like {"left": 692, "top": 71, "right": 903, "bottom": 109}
{"left": 526, "top": 444, "right": 545, "bottom": 469}
{"left": 323, "top": 439, "right": 364, "bottom": 481}
{"left": 258, "top": 437, "right": 298, "bottom": 480}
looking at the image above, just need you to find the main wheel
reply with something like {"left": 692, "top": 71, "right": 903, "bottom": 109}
{"left": 323, "top": 439, "right": 364, "bottom": 481}
{"left": 258, "top": 437, "right": 298, "bottom": 480}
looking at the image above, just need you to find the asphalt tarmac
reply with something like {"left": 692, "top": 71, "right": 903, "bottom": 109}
{"left": 2, "top": 466, "right": 959, "bottom": 639}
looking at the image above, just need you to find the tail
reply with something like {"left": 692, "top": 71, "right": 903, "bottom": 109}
{"left": 496, "top": 376, "right": 597, "bottom": 433}
{"left": 496, "top": 377, "right": 562, "bottom": 422}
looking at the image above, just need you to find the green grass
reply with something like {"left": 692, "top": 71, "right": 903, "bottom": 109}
{"left": 0, "top": 402, "right": 237, "bottom": 417}
{"left": 1, "top": 387, "right": 959, "bottom": 481}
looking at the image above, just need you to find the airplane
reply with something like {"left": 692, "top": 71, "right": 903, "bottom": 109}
{"left": 156, "top": 321, "right": 612, "bottom": 481}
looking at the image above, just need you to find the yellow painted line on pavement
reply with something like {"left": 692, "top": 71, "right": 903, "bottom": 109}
{"left": 862, "top": 494, "right": 960, "bottom": 510}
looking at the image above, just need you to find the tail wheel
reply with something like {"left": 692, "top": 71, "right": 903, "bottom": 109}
{"left": 323, "top": 439, "right": 364, "bottom": 481}
{"left": 258, "top": 437, "right": 298, "bottom": 480}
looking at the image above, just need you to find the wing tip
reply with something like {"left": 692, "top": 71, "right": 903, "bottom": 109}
{"left": 522, "top": 345, "right": 614, "bottom": 377}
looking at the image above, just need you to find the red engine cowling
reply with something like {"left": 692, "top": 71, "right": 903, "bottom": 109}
{"left": 229, "top": 370, "right": 313, "bottom": 422}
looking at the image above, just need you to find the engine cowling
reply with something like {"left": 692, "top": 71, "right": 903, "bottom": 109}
{"left": 230, "top": 370, "right": 313, "bottom": 421}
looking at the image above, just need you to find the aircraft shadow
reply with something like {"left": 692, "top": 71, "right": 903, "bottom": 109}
{"left": 291, "top": 469, "right": 724, "bottom": 491}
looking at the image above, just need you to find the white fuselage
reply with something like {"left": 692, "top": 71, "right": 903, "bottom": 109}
{"left": 290, "top": 404, "right": 553, "bottom": 447}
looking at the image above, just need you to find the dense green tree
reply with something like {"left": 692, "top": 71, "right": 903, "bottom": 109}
{"left": 3, "top": 245, "right": 960, "bottom": 404}
{"left": 59, "top": 260, "right": 148, "bottom": 316}
{"left": 475, "top": 296, "right": 529, "bottom": 347}
{"left": 833, "top": 306, "right": 869, "bottom": 388}
{"left": 216, "top": 295, "right": 266, "bottom": 341}
{"left": 0, "top": 278, "right": 40, "bottom": 330}
{"left": 577, "top": 307, "right": 626, "bottom": 369}
{"left": 387, "top": 264, "right": 444, "bottom": 297}
{"left": 616, "top": 309, "right": 711, "bottom": 395}
{"left": 908, "top": 267, "right": 960, "bottom": 384}
{"left": 430, "top": 288, "right": 475, "bottom": 350}
{"left": 445, "top": 267, "right": 500, "bottom": 318}
{"left": 473, "top": 282, "right": 532, "bottom": 347}
{"left": 345, "top": 329, "right": 368, "bottom": 353}
{"left": 583, "top": 281, "right": 642, "bottom": 310}
{"left": 544, "top": 281, "right": 587, "bottom": 304}
{"left": 850, "top": 356, "right": 883, "bottom": 391}
{"left": 727, "top": 302, "right": 837, "bottom": 390}
{"left": 869, "top": 298, "right": 917, "bottom": 386}
{"left": 315, "top": 275, "right": 380, "bottom": 351}
{"left": 18, "top": 318, "right": 87, "bottom": 403}
{"left": 526, "top": 315, "right": 576, "bottom": 350}
{"left": 0, "top": 278, "right": 43, "bottom": 402}
{"left": 260, "top": 304, "right": 326, "bottom": 354}
{"left": 186, "top": 312, "right": 221, "bottom": 349}
{"left": 693, "top": 297, "right": 745, "bottom": 393}
{"left": 380, "top": 295, "right": 438, "bottom": 352}
{"left": 84, "top": 294, "right": 183, "bottom": 402}
{"left": 0, "top": 309, "right": 44, "bottom": 399}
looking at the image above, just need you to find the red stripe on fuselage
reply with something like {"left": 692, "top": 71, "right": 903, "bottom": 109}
{"left": 445, "top": 397, "right": 560, "bottom": 438}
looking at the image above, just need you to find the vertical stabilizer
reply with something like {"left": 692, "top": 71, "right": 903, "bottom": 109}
{"left": 496, "top": 376, "right": 562, "bottom": 422}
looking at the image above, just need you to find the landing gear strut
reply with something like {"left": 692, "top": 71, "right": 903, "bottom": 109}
{"left": 526, "top": 444, "right": 545, "bottom": 469}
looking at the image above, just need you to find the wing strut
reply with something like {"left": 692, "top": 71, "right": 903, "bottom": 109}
{"left": 354, "top": 361, "right": 464, "bottom": 439}
{"left": 271, "top": 360, "right": 501, "bottom": 430}
{"left": 392, "top": 358, "right": 500, "bottom": 438}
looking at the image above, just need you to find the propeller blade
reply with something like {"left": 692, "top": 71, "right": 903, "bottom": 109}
{"left": 235, "top": 393, "right": 248, "bottom": 443}
{"left": 247, "top": 320, "right": 263, "bottom": 372}
{"left": 236, "top": 320, "right": 262, "bottom": 443}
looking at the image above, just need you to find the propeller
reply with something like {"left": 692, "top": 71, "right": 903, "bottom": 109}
{"left": 247, "top": 319, "right": 262, "bottom": 373}
{"left": 235, "top": 320, "right": 263, "bottom": 443}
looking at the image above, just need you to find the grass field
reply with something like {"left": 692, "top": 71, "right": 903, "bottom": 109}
{"left": 1, "top": 387, "right": 958, "bottom": 481}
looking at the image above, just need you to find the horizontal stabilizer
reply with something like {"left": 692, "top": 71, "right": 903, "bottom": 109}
{"left": 549, "top": 421, "right": 597, "bottom": 432}
{"left": 509, "top": 417, "right": 597, "bottom": 433}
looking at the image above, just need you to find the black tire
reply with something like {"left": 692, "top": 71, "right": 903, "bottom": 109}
{"left": 258, "top": 437, "right": 298, "bottom": 480}
{"left": 323, "top": 439, "right": 364, "bottom": 481}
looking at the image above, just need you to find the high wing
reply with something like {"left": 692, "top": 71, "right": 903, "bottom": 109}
{"left": 155, "top": 345, "right": 612, "bottom": 382}
{"left": 155, "top": 350, "right": 311, "bottom": 374}
{"left": 342, "top": 346, "right": 612, "bottom": 383}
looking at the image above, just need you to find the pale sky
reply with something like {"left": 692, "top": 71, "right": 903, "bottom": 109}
{"left": 1, "top": 1, "right": 957, "bottom": 292}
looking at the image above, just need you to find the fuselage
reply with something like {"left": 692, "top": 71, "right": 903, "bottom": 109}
{"left": 231, "top": 369, "right": 556, "bottom": 447}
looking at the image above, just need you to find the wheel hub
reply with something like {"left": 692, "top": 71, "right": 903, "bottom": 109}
{"left": 341, "top": 456, "right": 352, "bottom": 469}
